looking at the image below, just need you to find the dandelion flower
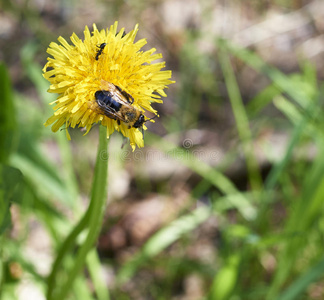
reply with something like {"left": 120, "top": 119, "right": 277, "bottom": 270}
{"left": 43, "top": 22, "right": 174, "bottom": 150}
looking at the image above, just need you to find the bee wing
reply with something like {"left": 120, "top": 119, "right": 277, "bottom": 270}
{"left": 101, "top": 80, "right": 134, "bottom": 104}
{"left": 115, "top": 85, "right": 134, "bottom": 104}
{"left": 96, "top": 99, "right": 127, "bottom": 123}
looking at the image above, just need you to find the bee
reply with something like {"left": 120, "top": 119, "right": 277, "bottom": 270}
{"left": 95, "top": 43, "right": 107, "bottom": 60}
{"left": 93, "top": 81, "right": 151, "bottom": 129}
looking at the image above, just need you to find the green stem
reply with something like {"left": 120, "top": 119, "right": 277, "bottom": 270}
{"left": 51, "top": 125, "right": 109, "bottom": 300}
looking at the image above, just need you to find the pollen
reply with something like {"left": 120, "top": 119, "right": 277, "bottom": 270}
{"left": 43, "top": 22, "right": 174, "bottom": 150}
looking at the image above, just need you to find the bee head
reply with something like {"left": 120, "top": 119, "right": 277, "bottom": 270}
{"left": 133, "top": 114, "right": 145, "bottom": 128}
{"left": 134, "top": 114, "right": 158, "bottom": 128}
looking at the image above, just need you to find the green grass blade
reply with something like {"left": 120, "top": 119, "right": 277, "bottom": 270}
{"left": 218, "top": 48, "right": 262, "bottom": 192}
{"left": 20, "top": 42, "right": 53, "bottom": 104}
{"left": 117, "top": 205, "right": 211, "bottom": 283}
{"left": 11, "top": 153, "right": 72, "bottom": 205}
{"left": 266, "top": 140, "right": 324, "bottom": 299}
{"left": 73, "top": 277, "right": 95, "bottom": 300}
{"left": 56, "top": 133, "right": 80, "bottom": 210}
{"left": 277, "top": 257, "right": 324, "bottom": 300}
{"left": 216, "top": 39, "right": 312, "bottom": 108}
{"left": 246, "top": 84, "right": 280, "bottom": 117}
{"left": 87, "top": 249, "right": 110, "bottom": 300}
{"left": 263, "top": 101, "right": 311, "bottom": 191}
{"left": 0, "top": 165, "right": 23, "bottom": 235}
{"left": 0, "top": 63, "right": 17, "bottom": 163}
{"left": 148, "top": 133, "right": 257, "bottom": 220}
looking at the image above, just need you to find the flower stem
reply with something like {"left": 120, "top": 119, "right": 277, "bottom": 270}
{"left": 53, "top": 126, "right": 109, "bottom": 299}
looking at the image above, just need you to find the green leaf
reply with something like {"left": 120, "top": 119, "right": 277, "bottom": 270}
{"left": 0, "top": 165, "right": 23, "bottom": 234}
{"left": 209, "top": 254, "right": 240, "bottom": 300}
{"left": 0, "top": 63, "right": 17, "bottom": 163}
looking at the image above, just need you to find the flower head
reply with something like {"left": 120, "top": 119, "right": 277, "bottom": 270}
{"left": 43, "top": 22, "right": 174, "bottom": 150}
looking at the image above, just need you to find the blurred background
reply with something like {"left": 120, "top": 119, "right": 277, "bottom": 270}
{"left": 1, "top": 0, "right": 324, "bottom": 299}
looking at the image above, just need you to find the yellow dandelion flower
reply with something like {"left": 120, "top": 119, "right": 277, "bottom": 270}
{"left": 43, "top": 22, "right": 174, "bottom": 150}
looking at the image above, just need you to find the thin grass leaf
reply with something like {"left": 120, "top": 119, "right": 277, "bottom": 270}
{"left": 56, "top": 132, "right": 80, "bottom": 210}
{"left": 73, "top": 277, "right": 95, "bottom": 300}
{"left": 4, "top": 239, "right": 45, "bottom": 282}
{"left": 273, "top": 95, "right": 323, "bottom": 138}
{"left": 11, "top": 153, "right": 72, "bottom": 205}
{"left": 148, "top": 132, "right": 257, "bottom": 221}
{"left": 273, "top": 96, "right": 303, "bottom": 125}
{"left": 277, "top": 257, "right": 324, "bottom": 300}
{"left": 117, "top": 205, "right": 211, "bottom": 283}
{"left": 20, "top": 42, "right": 53, "bottom": 104}
{"left": 0, "top": 252, "right": 4, "bottom": 297}
{"left": 216, "top": 39, "right": 312, "bottom": 108}
{"left": 266, "top": 139, "right": 324, "bottom": 299}
{"left": 0, "top": 165, "right": 23, "bottom": 235}
{"left": 264, "top": 97, "right": 319, "bottom": 191}
{"left": 87, "top": 249, "right": 110, "bottom": 300}
{"left": 246, "top": 84, "right": 281, "bottom": 117}
{"left": 0, "top": 63, "right": 17, "bottom": 164}
{"left": 218, "top": 48, "right": 262, "bottom": 192}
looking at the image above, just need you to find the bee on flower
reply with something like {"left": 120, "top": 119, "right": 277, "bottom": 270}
{"left": 43, "top": 22, "right": 174, "bottom": 150}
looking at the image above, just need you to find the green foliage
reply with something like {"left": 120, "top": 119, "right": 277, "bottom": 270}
{"left": 2, "top": 2, "right": 324, "bottom": 300}
{"left": 209, "top": 254, "right": 240, "bottom": 300}
{"left": 0, "top": 63, "right": 20, "bottom": 235}
{"left": 117, "top": 205, "right": 211, "bottom": 283}
{"left": 0, "top": 63, "right": 17, "bottom": 164}
{"left": 0, "top": 165, "right": 22, "bottom": 234}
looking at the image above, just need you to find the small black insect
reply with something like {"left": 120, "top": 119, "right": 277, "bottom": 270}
{"left": 95, "top": 32, "right": 127, "bottom": 60}
{"left": 95, "top": 43, "right": 107, "bottom": 60}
